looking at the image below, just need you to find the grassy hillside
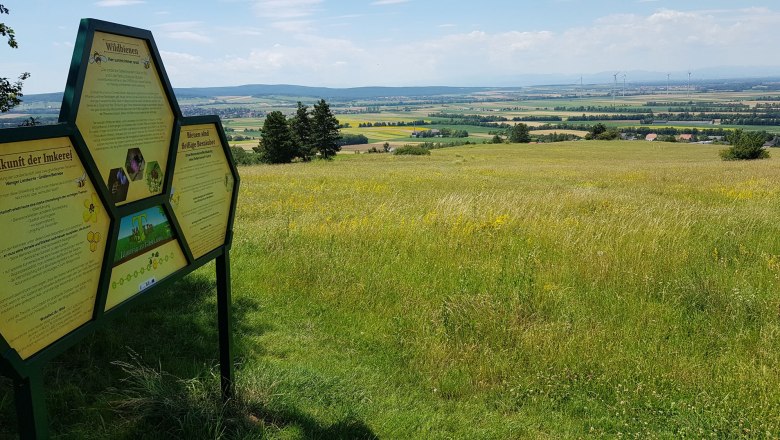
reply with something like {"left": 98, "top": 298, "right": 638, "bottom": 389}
{"left": 3, "top": 141, "right": 780, "bottom": 438}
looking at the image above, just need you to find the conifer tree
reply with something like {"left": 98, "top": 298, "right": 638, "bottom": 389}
{"left": 311, "top": 99, "right": 341, "bottom": 159}
{"left": 290, "top": 101, "right": 314, "bottom": 161}
{"left": 256, "top": 111, "right": 296, "bottom": 163}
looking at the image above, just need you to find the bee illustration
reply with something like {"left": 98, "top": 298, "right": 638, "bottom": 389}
{"left": 89, "top": 51, "right": 107, "bottom": 65}
{"left": 142, "top": 57, "right": 151, "bottom": 69}
{"left": 75, "top": 173, "right": 87, "bottom": 188}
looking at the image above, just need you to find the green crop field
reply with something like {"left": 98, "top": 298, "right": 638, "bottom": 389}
{"left": 4, "top": 141, "right": 780, "bottom": 438}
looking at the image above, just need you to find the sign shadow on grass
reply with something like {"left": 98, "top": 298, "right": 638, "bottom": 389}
{"left": 0, "top": 271, "right": 375, "bottom": 438}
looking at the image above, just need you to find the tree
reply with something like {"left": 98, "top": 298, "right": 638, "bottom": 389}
{"left": 720, "top": 129, "right": 769, "bottom": 160}
{"left": 587, "top": 123, "right": 607, "bottom": 139}
{"left": 290, "top": 101, "right": 314, "bottom": 161}
{"left": 0, "top": 4, "right": 29, "bottom": 113}
{"left": 508, "top": 123, "right": 531, "bottom": 143}
{"left": 256, "top": 111, "right": 296, "bottom": 164}
{"left": 311, "top": 99, "right": 341, "bottom": 159}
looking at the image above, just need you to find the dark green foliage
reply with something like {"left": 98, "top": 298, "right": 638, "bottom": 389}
{"left": 596, "top": 128, "right": 620, "bottom": 140}
{"left": 393, "top": 145, "right": 431, "bottom": 155}
{"left": 311, "top": 99, "right": 341, "bottom": 159}
{"left": 338, "top": 133, "right": 369, "bottom": 146}
{"left": 534, "top": 132, "right": 581, "bottom": 143}
{"left": 229, "top": 146, "right": 261, "bottom": 165}
{"left": 587, "top": 123, "right": 607, "bottom": 139}
{"left": 508, "top": 123, "right": 530, "bottom": 143}
{"left": 491, "top": 134, "right": 504, "bottom": 144}
{"left": 720, "top": 129, "right": 770, "bottom": 160}
{"left": 290, "top": 102, "right": 315, "bottom": 161}
{"left": 0, "top": 4, "right": 29, "bottom": 113}
{"left": 256, "top": 111, "right": 296, "bottom": 164}
{"left": 18, "top": 116, "right": 38, "bottom": 127}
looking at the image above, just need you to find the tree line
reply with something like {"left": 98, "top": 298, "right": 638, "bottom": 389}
{"left": 358, "top": 120, "right": 430, "bottom": 127}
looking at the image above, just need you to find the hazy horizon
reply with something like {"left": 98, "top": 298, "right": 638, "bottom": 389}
{"left": 4, "top": 1, "right": 780, "bottom": 94}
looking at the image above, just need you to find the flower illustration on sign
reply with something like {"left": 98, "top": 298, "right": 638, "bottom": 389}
{"left": 83, "top": 193, "right": 101, "bottom": 223}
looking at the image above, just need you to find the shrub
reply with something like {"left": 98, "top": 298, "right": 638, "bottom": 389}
{"left": 720, "top": 130, "right": 770, "bottom": 160}
{"left": 229, "top": 146, "right": 261, "bottom": 165}
{"left": 393, "top": 145, "right": 431, "bottom": 155}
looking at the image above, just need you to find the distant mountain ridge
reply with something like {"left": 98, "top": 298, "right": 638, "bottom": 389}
{"left": 173, "top": 84, "right": 516, "bottom": 99}
{"left": 22, "top": 85, "right": 518, "bottom": 103}
{"left": 20, "top": 73, "right": 780, "bottom": 103}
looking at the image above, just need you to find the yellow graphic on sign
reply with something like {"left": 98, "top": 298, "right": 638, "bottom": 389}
{"left": 171, "top": 124, "right": 234, "bottom": 259}
{"left": 76, "top": 31, "right": 174, "bottom": 206}
{"left": 0, "top": 137, "right": 109, "bottom": 359}
{"left": 105, "top": 206, "right": 187, "bottom": 310}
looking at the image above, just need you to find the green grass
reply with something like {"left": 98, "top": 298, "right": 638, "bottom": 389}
{"left": 4, "top": 141, "right": 780, "bottom": 438}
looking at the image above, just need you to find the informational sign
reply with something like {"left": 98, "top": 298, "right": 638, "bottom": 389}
{"left": 105, "top": 205, "right": 187, "bottom": 310}
{"left": 0, "top": 137, "right": 109, "bottom": 359}
{"left": 75, "top": 31, "right": 174, "bottom": 206}
{"left": 1, "top": 20, "right": 239, "bottom": 439}
{"left": 171, "top": 124, "right": 235, "bottom": 259}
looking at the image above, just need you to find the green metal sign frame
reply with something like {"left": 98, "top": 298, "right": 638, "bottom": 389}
{"left": 0, "top": 19, "right": 240, "bottom": 439}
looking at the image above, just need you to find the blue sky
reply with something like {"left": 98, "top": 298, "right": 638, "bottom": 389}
{"left": 4, "top": 0, "right": 780, "bottom": 93}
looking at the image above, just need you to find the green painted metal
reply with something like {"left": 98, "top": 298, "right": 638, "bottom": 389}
{"left": 0, "top": 18, "right": 240, "bottom": 439}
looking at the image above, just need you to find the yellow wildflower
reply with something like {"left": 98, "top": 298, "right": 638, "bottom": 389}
{"left": 83, "top": 193, "right": 101, "bottom": 223}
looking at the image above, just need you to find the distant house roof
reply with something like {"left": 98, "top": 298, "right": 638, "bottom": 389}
{"left": 645, "top": 133, "right": 658, "bottom": 141}
{"left": 678, "top": 134, "right": 693, "bottom": 141}
{"left": 764, "top": 136, "right": 780, "bottom": 147}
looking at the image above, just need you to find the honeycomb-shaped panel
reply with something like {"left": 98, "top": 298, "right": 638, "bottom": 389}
{"left": 0, "top": 137, "right": 109, "bottom": 359}
{"left": 74, "top": 31, "right": 175, "bottom": 206}
{"left": 105, "top": 205, "right": 187, "bottom": 310}
{"left": 171, "top": 123, "right": 236, "bottom": 259}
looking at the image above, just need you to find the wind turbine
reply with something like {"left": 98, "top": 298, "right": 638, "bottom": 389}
{"left": 622, "top": 73, "right": 627, "bottom": 97}
{"left": 612, "top": 72, "right": 619, "bottom": 102}
{"left": 687, "top": 71, "right": 692, "bottom": 98}
{"left": 667, "top": 73, "right": 670, "bottom": 96}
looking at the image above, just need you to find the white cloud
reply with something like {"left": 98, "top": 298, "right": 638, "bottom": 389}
{"left": 372, "top": 0, "right": 410, "bottom": 5}
{"left": 94, "top": 0, "right": 145, "bottom": 6}
{"left": 155, "top": 22, "right": 213, "bottom": 44}
{"left": 252, "top": 0, "right": 322, "bottom": 19}
{"left": 271, "top": 20, "right": 314, "bottom": 33}
{"left": 167, "top": 32, "right": 213, "bottom": 43}
{"left": 161, "top": 7, "right": 780, "bottom": 88}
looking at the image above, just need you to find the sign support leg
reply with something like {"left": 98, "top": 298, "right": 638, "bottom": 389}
{"left": 14, "top": 370, "right": 49, "bottom": 440}
{"left": 216, "top": 250, "right": 235, "bottom": 403}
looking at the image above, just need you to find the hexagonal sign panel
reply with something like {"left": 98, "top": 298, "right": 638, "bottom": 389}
{"left": 0, "top": 137, "right": 109, "bottom": 359}
{"left": 106, "top": 205, "right": 188, "bottom": 310}
{"left": 171, "top": 123, "right": 236, "bottom": 259}
{"left": 74, "top": 31, "right": 174, "bottom": 206}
